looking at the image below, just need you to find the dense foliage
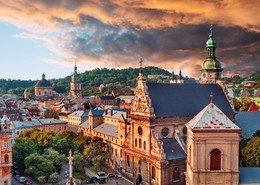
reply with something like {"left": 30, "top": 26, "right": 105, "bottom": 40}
{"left": 13, "top": 129, "right": 105, "bottom": 182}
{"left": 240, "top": 130, "right": 260, "bottom": 167}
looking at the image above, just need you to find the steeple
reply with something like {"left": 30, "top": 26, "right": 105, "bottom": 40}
{"left": 139, "top": 58, "right": 143, "bottom": 77}
{"left": 70, "top": 60, "right": 82, "bottom": 98}
{"left": 42, "top": 73, "right": 46, "bottom": 80}
{"left": 200, "top": 25, "right": 223, "bottom": 84}
{"left": 206, "top": 25, "right": 217, "bottom": 58}
{"left": 74, "top": 60, "right": 78, "bottom": 75}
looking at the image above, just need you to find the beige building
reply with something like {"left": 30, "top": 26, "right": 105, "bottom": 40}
{"left": 186, "top": 102, "right": 240, "bottom": 185}
{"left": 35, "top": 74, "right": 53, "bottom": 98}
{"left": 68, "top": 110, "right": 89, "bottom": 132}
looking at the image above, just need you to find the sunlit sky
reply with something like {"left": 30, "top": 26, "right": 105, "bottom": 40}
{"left": 0, "top": 0, "right": 259, "bottom": 80}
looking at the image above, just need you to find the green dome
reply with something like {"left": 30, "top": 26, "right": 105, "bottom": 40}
{"left": 35, "top": 74, "right": 52, "bottom": 87}
{"left": 202, "top": 58, "right": 222, "bottom": 70}
{"left": 206, "top": 36, "right": 216, "bottom": 47}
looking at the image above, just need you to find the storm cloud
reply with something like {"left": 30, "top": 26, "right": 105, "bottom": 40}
{"left": 1, "top": 0, "right": 259, "bottom": 78}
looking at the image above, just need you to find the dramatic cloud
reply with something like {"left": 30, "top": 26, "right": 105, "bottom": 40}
{"left": 0, "top": 0, "right": 259, "bottom": 77}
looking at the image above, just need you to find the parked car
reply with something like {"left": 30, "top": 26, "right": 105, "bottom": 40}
{"left": 14, "top": 174, "right": 20, "bottom": 180}
{"left": 106, "top": 173, "right": 116, "bottom": 178}
{"left": 18, "top": 176, "right": 26, "bottom": 183}
{"left": 86, "top": 177, "right": 97, "bottom": 184}
{"left": 95, "top": 171, "right": 107, "bottom": 183}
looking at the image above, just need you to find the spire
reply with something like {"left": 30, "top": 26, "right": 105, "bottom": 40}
{"left": 209, "top": 24, "right": 213, "bottom": 38}
{"left": 206, "top": 25, "right": 217, "bottom": 58}
{"left": 171, "top": 70, "right": 175, "bottom": 80}
{"left": 139, "top": 58, "right": 143, "bottom": 76}
{"left": 74, "top": 59, "right": 77, "bottom": 75}
{"left": 178, "top": 70, "right": 183, "bottom": 80}
{"left": 210, "top": 92, "right": 213, "bottom": 104}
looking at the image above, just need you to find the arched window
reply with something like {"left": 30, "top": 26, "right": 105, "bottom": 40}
{"left": 4, "top": 154, "right": 9, "bottom": 163}
{"left": 152, "top": 166, "right": 156, "bottom": 180}
{"left": 143, "top": 141, "right": 146, "bottom": 150}
{"left": 139, "top": 138, "right": 142, "bottom": 148}
{"left": 173, "top": 167, "right": 180, "bottom": 181}
{"left": 210, "top": 149, "right": 221, "bottom": 170}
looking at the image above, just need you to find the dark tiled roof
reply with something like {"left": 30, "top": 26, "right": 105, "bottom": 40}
{"left": 35, "top": 79, "right": 52, "bottom": 87}
{"left": 90, "top": 109, "right": 105, "bottom": 116}
{"left": 147, "top": 83, "right": 233, "bottom": 117}
{"left": 239, "top": 167, "right": 260, "bottom": 184}
{"left": 235, "top": 111, "right": 260, "bottom": 139}
{"left": 160, "top": 138, "right": 186, "bottom": 161}
{"left": 99, "top": 96, "right": 115, "bottom": 100}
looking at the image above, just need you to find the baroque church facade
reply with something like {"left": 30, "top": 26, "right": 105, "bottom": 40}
{"left": 79, "top": 28, "right": 240, "bottom": 185}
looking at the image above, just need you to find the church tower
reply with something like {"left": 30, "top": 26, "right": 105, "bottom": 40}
{"left": 0, "top": 113, "right": 12, "bottom": 185}
{"left": 186, "top": 100, "right": 240, "bottom": 185}
{"left": 200, "top": 26, "right": 223, "bottom": 84}
{"left": 70, "top": 63, "right": 82, "bottom": 98}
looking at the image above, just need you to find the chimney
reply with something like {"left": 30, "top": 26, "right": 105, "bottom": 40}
{"left": 110, "top": 109, "right": 113, "bottom": 116}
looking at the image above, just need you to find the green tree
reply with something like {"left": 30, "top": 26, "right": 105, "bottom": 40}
{"left": 43, "top": 148, "right": 66, "bottom": 172}
{"left": 13, "top": 140, "right": 38, "bottom": 174}
{"left": 241, "top": 136, "right": 260, "bottom": 167}
{"left": 37, "top": 176, "right": 46, "bottom": 184}
{"left": 83, "top": 137, "right": 106, "bottom": 171}
{"left": 25, "top": 153, "right": 56, "bottom": 180}
{"left": 73, "top": 152, "right": 88, "bottom": 174}
{"left": 44, "top": 108, "right": 60, "bottom": 119}
{"left": 48, "top": 172, "right": 59, "bottom": 183}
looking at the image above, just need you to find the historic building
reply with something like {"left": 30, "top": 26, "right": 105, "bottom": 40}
{"left": 78, "top": 28, "right": 240, "bottom": 185}
{"left": 200, "top": 27, "right": 223, "bottom": 84}
{"left": 186, "top": 102, "right": 240, "bottom": 185}
{"left": 0, "top": 114, "right": 12, "bottom": 185}
{"left": 34, "top": 74, "right": 53, "bottom": 98}
{"left": 70, "top": 64, "right": 82, "bottom": 98}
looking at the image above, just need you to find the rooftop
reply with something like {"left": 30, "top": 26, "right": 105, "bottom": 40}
{"left": 186, "top": 103, "right": 240, "bottom": 130}
{"left": 147, "top": 83, "right": 233, "bottom": 117}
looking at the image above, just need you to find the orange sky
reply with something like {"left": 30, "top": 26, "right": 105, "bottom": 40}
{"left": 0, "top": 0, "right": 259, "bottom": 79}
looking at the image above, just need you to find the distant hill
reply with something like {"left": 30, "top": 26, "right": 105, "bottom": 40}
{"left": 0, "top": 67, "right": 171, "bottom": 97}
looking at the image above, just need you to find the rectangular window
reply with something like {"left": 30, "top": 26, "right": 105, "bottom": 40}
{"left": 4, "top": 141, "right": 8, "bottom": 148}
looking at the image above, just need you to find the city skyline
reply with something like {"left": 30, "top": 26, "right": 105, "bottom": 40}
{"left": 0, "top": 0, "right": 259, "bottom": 80}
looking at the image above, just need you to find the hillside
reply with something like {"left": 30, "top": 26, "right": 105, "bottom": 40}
{"left": 0, "top": 67, "right": 171, "bottom": 97}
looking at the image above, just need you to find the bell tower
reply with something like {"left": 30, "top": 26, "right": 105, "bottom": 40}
{"left": 70, "top": 61, "right": 82, "bottom": 98}
{"left": 0, "top": 113, "right": 12, "bottom": 185}
{"left": 200, "top": 26, "right": 223, "bottom": 84}
{"left": 186, "top": 100, "right": 240, "bottom": 185}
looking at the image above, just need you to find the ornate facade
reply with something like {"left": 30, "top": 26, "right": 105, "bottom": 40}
{"left": 0, "top": 114, "right": 12, "bottom": 185}
{"left": 79, "top": 60, "right": 235, "bottom": 185}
